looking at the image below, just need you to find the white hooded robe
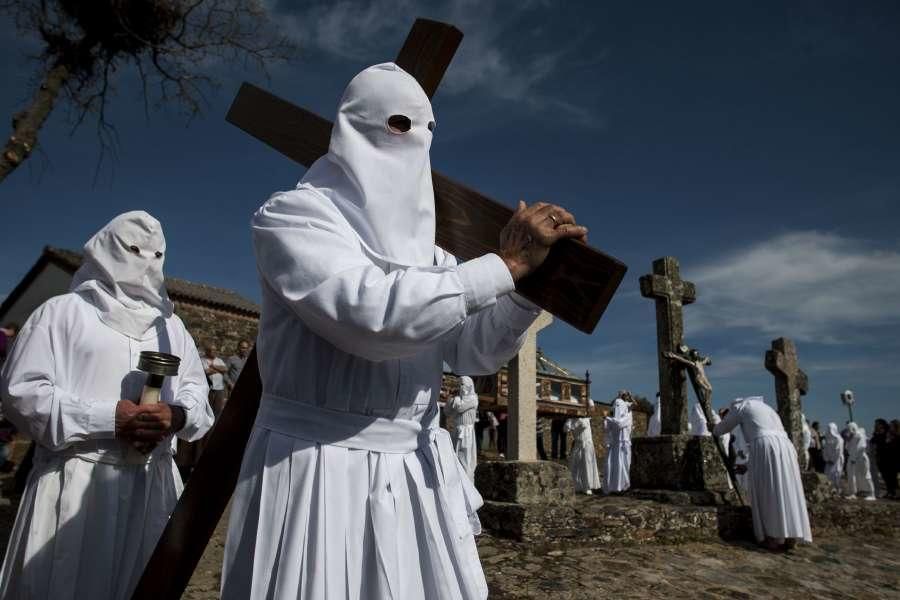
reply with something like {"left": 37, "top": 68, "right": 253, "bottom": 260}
{"left": 566, "top": 416, "right": 601, "bottom": 493}
{"left": 603, "top": 398, "right": 632, "bottom": 493}
{"left": 714, "top": 397, "right": 811, "bottom": 543}
{"left": 646, "top": 400, "right": 661, "bottom": 437}
{"left": 445, "top": 376, "right": 479, "bottom": 481}
{"left": 845, "top": 422, "right": 875, "bottom": 499}
{"left": 0, "top": 212, "right": 213, "bottom": 599}
{"left": 219, "top": 63, "right": 541, "bottom": 600}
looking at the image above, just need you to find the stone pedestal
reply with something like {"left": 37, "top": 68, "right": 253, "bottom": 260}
{"left": 475, "top": 460, "right": 575, "bottom": 541}
{"left": 629, "top": 435, "right": 737, "bottom": 505}
{"left": 802, "top": 471, "right": 838, "bottom": 505}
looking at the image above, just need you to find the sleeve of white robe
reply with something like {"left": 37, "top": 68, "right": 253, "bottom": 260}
{"left": 1, "top": 318, "right": 116, "bottom": 450}
{"left": 253, "top": 191, "right": 519, "bottom": 362}
{"left": 170, "top": 327, "right": 214, "bottom": 442}
{"left": 452, "top": 393, "right": 479, "bottom": 413}
{"left": 713, "top": 405, "right": 743, "bottom": 437}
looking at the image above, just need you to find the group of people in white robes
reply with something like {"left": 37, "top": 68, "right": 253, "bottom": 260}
{"left": 1, "top": 61, "right": 591, "bottom": 600}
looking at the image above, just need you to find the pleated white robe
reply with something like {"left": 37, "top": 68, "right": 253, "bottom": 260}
{"left": 845, "top": 426, "right": 875, "bottom": 499}
{"left": 822, "top": 424, "right": 845, "bottom": 491}
{"left": 0, "top": 294, "right": 213, "bottom": 599}
{"left": 603, "top": 400, "right": 632, "bottom": 493}
{"left": 220, "top": 190, "right": 540, "bottom": 600}
{"left": 566, "top": 418, "right": 601, "bottom": 492}
{"left": 714, "top": 399, "right": 812, "bottom": 543}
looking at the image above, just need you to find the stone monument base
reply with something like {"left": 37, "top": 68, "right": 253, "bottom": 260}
{"left": 629, "top": 435, "right": 735, "bottom": 505}
{"left": 802, "top": 471, "right": 838, "bottom": 504}
{"left": 475, "top": 460, "right": 575, "bottom": 541}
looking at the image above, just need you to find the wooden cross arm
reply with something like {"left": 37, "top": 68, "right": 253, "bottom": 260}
{"left": 226, "top": 85, "right": 626, "bottom": 333}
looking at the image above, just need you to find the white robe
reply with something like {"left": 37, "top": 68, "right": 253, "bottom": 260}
{"left": 822, "top": 423, "right": 844, "bottom": 491}
{"left": 714, "top": 398, "right": 812, "bottom": 543}
{"left": 220, "top": 190, "right": 540, "bottom": 599}
{"left": 730, "top": 422, "right": 751, "bottom": 502}
{"left": 646, "top": 401, "right": 661, "bottom": 437}
{"left": 0, "top": 293, "right": 212, "bottom": 599}
{"left": 845, "top": 425, "right": 875, "bottom": 499}
{"left": 566, "top": 418, "right": 601, "bottom": 492}
{"left": 603, "top": 399, "right": 632, "bottom": 493}
{"left": 445, "top": 379, "right": 479, "bottom": 481}
{"left": 689, "top": 403, "right": 711, "bottom": 436}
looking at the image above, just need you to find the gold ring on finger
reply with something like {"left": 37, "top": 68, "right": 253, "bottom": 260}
{"left": 548, "top": 214, "right": 559, "bottom": 227}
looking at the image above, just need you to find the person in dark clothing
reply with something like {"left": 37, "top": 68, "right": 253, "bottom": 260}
{"left": 872, "top": 418, "right": 897, "bottom": 499}
{"left": 497, "top": 411, "right": 508, "bottom": 457}
{"left": 551, "top": 417, "right": 568, "bottom": 460}
{"left": 474, "top": 410, "right": 487, "bottom": 452}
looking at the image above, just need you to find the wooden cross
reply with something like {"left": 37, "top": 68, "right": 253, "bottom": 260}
{"left": 506, "top": 310, "right": 553, "bottom": 461}
{"left": 765, "top": 337, "right": 810, "bottom": 468}
{"left": 639, "top": 256, "right": 696, "bottom": 435}
{"left": 133, "top": 19, "right": 624, "bottom": 599}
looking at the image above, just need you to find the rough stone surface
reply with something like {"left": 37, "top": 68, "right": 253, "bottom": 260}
{"left": 630, "top": 434, "right": 732, "bottom": 495}
{"left": 639, "top": 256, "right": 696, "bottom": 434}
{"left": 802, "top": 471, "right": 839, "bottom": 505}
{"left": 765, "top": 337, "right": 810, "bottom": 468}
{"left": 476, "top": 460, "right": 574, "bottom": 505}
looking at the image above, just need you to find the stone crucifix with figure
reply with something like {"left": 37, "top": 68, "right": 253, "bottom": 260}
{"left": 640, "top": 256, "right": 696, "bottom": 434}
{"left": 765, "top": 337, "right": 810, "bottom": 469}
{"left": 134, "top": 19, "right": 627, "bottom": 599}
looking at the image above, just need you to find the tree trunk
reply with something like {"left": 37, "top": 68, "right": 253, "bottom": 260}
{"left": 0, "top": 62, "right": 71, "bottom": 184}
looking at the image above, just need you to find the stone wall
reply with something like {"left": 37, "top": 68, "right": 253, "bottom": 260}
{"left": 174, "top": 302, "right": 258, "bottom": 355}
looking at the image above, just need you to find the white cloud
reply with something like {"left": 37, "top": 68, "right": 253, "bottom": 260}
{"left": 685, "top": 231, "right": 900, "bottom": 343}
{"left": 269, "top": 0, "right": 602, "bottom": 127}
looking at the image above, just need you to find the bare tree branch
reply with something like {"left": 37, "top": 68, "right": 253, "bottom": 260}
{"left": 0, "top": 0, "right": 296, "bottom": 186}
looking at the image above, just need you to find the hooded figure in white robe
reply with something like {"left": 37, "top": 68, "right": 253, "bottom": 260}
{"left": 220, "top": 63, "right": 544, "bottom": 600}
{"left": 445, "top": 376, "right": 479, "bottom": 481}
{"left": 729, "top": 403, "right": 751, "bottom": 501}
{"left": 603, "top": 398, "right": 632, "bottom": 493}
{"left": 689, "top": 402, "right": 711, "bottom": 437}
{"left": 566, "top": 401, "right": 601, "bottom": 494}
{"left": 822, "top": 422, "right": 845, "bottom": 490}
{"left": 646, "top": 396, "right": 661, "bottom": 437}
{"left": 714, "top": 397, "right": 812, "bottom": 546}
{"left": 801, "top": 414, "right": 812, "bottom": 469}
{"left": 0, "top": 212, "right": 213, "bottom": 599}
{"left": 845, "top": 422, "right": 875, "bottom": 500}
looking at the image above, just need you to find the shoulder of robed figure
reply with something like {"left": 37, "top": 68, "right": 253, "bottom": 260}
{"left": 434, "top": 246, "right": 458, "bottom": 268}
{"left": 19, "top": 292, "right": 90, "bottom": 332}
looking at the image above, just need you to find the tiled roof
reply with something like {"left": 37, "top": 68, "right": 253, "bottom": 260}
{"left": 44, "top": 247, "right": 259, "bottom": 317}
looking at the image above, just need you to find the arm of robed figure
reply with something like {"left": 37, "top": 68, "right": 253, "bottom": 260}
{"left": 0, "top": 314, "right": 116, "bottom": 450}
{"left": 252, "top": 191, "right": 519, "bottom": 362}
{"left": 170, "top": 330, "right": 214, "bottom": 442}
{"left": 712, "top": 405, "right": 742, "bottom": 437}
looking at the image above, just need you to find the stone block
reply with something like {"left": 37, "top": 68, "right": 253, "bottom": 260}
{"left": 801, "top": 471, "right": 838, "bottom": 505}
{"left": 475, "top": 460, "right": 574, "bottom": 505}
{"left": 475, "top": 460, "right": 575, "bottom": 541}
{"left": 630, "top": 435, "right": 731, "bottom": 494}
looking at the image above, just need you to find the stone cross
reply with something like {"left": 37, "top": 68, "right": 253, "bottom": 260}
{"left": 765, "top": 337, "right": 809, "bottom": 468}
{"left": 640, "top": 257, "right": 696, "bottom": 434}
{"left": 507, "top": 311, "right": 553, "bottom": 461}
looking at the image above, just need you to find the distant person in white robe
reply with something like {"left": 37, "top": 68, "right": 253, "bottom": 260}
{"left": 801, "top": 414, "right": 812, "bottom": 469}
{"left": 603, "top": 398, "right": 633, "bottom": 493}
{"left": 445, "top": 376, "right": 479, "bottom": 481}
{"left": 219, "top": 62, "right": 588, "bottom": 600}
{"left": 566, "top": 401, "right": 601, "bottom": 494}
{"left": 713, "top": 396, "right": 811, "bottom": 550}
{"left": 822, "top": 422, "right": 845, "bottom": 491}
{"left": 0, "top": 212, "right": 213, "bottom": 599}
{"left": 845, "top": 422, "right": 875, "bottom": 500}
{"left": 646, "top": 393, "right": 661, "bottom": 437}
{"left": 728, "top": 404, "right": 751, "bottom": 501}
{"left": 689, "top": 402, "right": 711, "bottom": 436}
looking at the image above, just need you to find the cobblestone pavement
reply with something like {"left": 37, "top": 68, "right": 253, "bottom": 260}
{"left": 179, "top": 507, "right": 900, "bottom": 599}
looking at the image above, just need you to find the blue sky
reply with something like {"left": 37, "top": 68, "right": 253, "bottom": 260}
{"left": 1, "top": 1, "right": 898, "bottom": 431}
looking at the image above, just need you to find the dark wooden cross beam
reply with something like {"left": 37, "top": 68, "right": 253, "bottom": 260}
{"left": 225, "top": 24, "right": 627, "bottom": 336}
{"left": 765, "top": 337, "right": 810, "bottom": 469}
{"left": 639, "top": 256, "right": 696, "bottom": 435}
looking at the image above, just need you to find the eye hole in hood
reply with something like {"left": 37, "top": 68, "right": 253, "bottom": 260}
{"left": 387, "top": 114, "right": 412, "bottom": 133}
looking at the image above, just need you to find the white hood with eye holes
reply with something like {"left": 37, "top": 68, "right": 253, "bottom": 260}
{"left": 70, "top": 210, "right": 174, "bottom": 340}
{"left": 298, "top": 62, "right": 437, "bottom": 268}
